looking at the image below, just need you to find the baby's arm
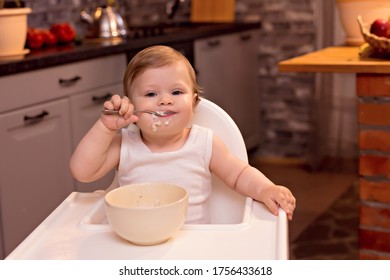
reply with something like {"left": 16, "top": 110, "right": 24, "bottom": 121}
{"left": 70, "top": 95, "right": 138, "bottom": 183}
{"left": 210, "top": 136, "right": 296, "bottom": 220}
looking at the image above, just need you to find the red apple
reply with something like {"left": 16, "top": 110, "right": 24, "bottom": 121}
{"left": 370, "top": 18, "right": 390, "bottom": 38}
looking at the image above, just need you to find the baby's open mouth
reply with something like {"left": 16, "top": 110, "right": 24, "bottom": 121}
{"left": 155, "top": 111, "right": 175, "bottom": 117}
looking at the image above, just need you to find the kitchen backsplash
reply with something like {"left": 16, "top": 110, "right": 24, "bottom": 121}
{"left": 25, "top": 0, "right": 191, "bottom": 34}
{"left": 23, "top": 0, "right": 318, "bottom": 162}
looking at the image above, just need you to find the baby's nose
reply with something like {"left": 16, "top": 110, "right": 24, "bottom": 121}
{"left": 158, "top": 94, "right": 173, "bottom": 105}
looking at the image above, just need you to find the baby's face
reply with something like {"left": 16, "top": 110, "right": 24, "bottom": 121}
{"left": 130, "top": 61, "right": 196, "bottom": 134}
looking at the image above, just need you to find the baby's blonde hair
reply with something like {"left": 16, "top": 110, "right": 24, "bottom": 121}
{"left": 123, "top": 45, "right": 201, "bottom": 103}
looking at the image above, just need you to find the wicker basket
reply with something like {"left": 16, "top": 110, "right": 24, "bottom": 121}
{"left": 358, "top": 15, "right": 390, "bottom": 55}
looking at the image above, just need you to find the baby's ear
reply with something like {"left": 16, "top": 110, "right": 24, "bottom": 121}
{"left": 194, "top": 93, "right": 200, "bottom": 105}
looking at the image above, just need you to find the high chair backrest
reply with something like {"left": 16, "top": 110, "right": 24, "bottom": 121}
{"left": 192, "top": 98, "right": 248, "bottom": 163}
{"left": 191, "top": 98, "right": 249, "bottom": 224}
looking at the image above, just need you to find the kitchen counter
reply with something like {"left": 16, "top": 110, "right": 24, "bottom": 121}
{"left": 279, "top": 46, "right": 390, "bottom": 73}
{"left": 0, "top": 21, "right": 260, "bottom": 77}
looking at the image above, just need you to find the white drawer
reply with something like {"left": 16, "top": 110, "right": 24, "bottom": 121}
{"left": 0, "top": 53, "right": 127, "bottom": 113}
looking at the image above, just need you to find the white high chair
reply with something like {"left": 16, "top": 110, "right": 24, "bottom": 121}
{"left": 6, "top": 98, "right": 289, "bottom": 260}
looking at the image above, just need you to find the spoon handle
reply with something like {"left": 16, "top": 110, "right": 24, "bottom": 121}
{"left": 101, "top": 109, "right": 162, "bottom": 116}
{"left": 101, "top": 109, "right": 120, "bottom": 115}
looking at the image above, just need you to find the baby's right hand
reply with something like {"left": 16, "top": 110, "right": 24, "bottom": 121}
{"left": 100, "top": 94, "right": 139, "bottom": 130}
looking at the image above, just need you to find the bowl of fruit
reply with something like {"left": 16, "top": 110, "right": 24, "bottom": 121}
{"left": 358, "top": 15, "right": 390, "bottom": 56}
{"left": 336, "top": 0, "right": 390, "bottom": 46}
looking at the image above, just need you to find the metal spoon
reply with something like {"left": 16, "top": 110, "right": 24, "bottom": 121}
{"left": 101, "top": 109, "right": 169, "bottom": 117}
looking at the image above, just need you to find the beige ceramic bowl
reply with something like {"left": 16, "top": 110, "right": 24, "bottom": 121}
{"left": 336, "top": 0, "right": 390, "bottom": 46}
{"left": 105, "top": 183, "right": 188, "bottom": 245}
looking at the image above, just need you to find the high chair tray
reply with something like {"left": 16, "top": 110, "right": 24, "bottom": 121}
{"left": 6, "top": 191, "right": 288, "bottom": 260}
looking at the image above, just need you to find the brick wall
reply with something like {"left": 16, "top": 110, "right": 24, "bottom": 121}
{"left": 238, "top": 0, "right": 316, "bottom": 160}
{"left": 357, "top": 74, "right": 390, "bottom": 259}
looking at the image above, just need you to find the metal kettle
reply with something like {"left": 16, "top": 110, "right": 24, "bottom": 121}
{"left": 80, "top": 5, "right": 128, "bottom": 39}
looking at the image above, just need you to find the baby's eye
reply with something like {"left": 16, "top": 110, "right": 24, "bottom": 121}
{"left": 172, "top": 90, "right": 183, "bottom": 95}
{"left": 145, "top": 92, "right": 157, "bottom": 97}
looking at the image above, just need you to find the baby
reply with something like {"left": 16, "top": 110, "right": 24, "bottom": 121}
{"left": 70, "top": 45, "right": 296, "bottom": 223}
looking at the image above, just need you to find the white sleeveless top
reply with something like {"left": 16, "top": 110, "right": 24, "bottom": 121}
{"left": 118, "top": 124, "right": 213, "bottom": 224}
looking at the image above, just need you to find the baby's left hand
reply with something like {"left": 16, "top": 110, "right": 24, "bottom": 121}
{"left": 260, "top": 185, "right": 296, "bottom": 220}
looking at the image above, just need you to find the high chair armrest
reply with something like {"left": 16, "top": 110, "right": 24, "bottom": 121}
{"left": 277, "top": 208, "right": 289, "bottom": 260}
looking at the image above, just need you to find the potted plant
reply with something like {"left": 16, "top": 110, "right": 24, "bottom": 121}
{"left": 0, "top": 0, "right": 31, "bottom": 58}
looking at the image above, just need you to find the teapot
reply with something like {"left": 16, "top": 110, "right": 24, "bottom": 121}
{"left": 80, "top": 5, "right": 128, "bottom": 39}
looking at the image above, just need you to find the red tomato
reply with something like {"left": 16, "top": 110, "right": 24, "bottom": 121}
{"left": 50, "top": 23, "right": 76, "bottom": 44}
{"left": 26, "top": 28, "right": 44, "bottom": 49}
{"left": 41, "top": 30, "right": 58, "bottom": 46}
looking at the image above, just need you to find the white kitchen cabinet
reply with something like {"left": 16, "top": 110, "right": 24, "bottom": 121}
{"left": 0, "top": 53, "right": 127, "bottom": 258}
{"left": 0, "top": 54, "right": 127, "bottom": 113}
{"left": 0, "top": 98, "right": 74, "bottom": 257}
{"left": 194, "top": 30, "right": 260, "bottom": 150}
{"left": 69, "top": 83, "right": 123, "bottom": 192}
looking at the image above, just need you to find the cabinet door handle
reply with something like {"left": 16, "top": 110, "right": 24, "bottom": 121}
{"left": 24, "top": 110, "right": 49, "bottom": 124}
{"left": 240, "top": 34, "right": 252, "bottom": 41}
{"left": 92, "top": 93, "right": 113, "bottom": 103}
{"left": 58, "top": 75, "right": 82, "bottom": 87}
{"left": 207, "top": 39, "right": 221, "bottom": 47}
